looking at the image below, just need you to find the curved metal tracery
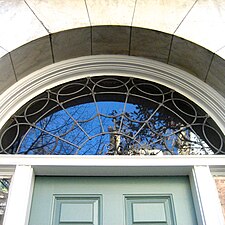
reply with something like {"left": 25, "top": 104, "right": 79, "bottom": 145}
{"left": 0, "top": 76, "right": 224, "bottom": 155}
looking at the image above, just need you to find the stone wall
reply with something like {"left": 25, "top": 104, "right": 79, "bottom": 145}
{"left": 214, "top": 177, "right": 225, "bottom": 221}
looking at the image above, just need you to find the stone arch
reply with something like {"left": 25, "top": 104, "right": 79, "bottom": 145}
{"left": 0, "top": 26, "right": 225, "bottom": 99}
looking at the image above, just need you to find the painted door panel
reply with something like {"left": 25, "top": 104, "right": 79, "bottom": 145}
{"left": 29, "top": 176, "right": 197, "bottom": 225}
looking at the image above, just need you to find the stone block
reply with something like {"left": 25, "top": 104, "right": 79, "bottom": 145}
{"left": 0, "top": 54, "right": 16, "bottom": 94}
{"left": 169, "top": 36, "right": 213, "bottom": 80}
{"left": 10, "top": 36, "right": 53, "bottom": 80}
{"left": 52, "top": 27, "right": 91, "bottom": 62}
{"left": 206, "top": 55, "right": 225, "bottom": 98}
{"left": 130, "top": 27, "right": 172, "bottom": 63}
{"left": 92, "top": 26, "right": 130, "bottom": 55}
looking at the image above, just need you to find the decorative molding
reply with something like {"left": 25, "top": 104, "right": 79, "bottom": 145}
{"left": 0, "top": 55, "right": 224, "bottom": 134}
{"left": 0, "top": 155, "right": 225, "bottom": 176}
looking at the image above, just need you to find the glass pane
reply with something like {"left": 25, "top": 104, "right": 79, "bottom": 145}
{"left": 0, "top": 177, "right": 10, "bottom": 225}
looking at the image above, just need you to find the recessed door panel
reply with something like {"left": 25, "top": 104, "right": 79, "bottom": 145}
{"left": 52, "top": 195, "right": 102, "bottom": 225}
{"left": 125, "top": 195, "right": 176, "bottom": 225}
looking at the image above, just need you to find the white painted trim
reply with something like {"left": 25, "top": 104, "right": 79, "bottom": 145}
{"left": 190, "top": 166, "right": 225, "bottom": 225}
{"left": 0, "top": 155, "right": 224, "bottom": 176}
{"left": 0, "top": 55, "right": 224, "bottom": 133}
{"left": 3, "top": 165, "right": 35, "bottom": 225}
{"left": 190, "top": 169, "right": 205, "bottom": 225}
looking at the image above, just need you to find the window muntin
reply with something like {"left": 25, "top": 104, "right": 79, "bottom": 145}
{"left": 0, "top": 76, "right": 224, "bottom": 155}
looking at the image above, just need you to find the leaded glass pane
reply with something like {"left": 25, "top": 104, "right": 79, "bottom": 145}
{"left": 0, "top": 76, "right": 224, "bottom": 155}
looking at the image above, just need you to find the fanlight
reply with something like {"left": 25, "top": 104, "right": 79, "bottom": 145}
{"left": 0, "top": 76, "right": 224, "bottom": 155}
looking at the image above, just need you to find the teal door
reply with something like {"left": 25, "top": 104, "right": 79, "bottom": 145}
{"left": 29, "top": 177, "right": 197, "bottom": 225}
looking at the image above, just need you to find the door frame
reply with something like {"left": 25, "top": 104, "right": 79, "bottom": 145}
{"left": 1, "top": 155, "right": 225, "bottom": 225}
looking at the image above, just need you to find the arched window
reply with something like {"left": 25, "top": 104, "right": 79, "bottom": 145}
{"left": 1, "top": 76, "right": 224, "bottom": 155}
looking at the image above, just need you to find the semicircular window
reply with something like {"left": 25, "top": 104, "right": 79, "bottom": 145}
{"left": 0, "top": 76, "right": 224, "bottom": 155}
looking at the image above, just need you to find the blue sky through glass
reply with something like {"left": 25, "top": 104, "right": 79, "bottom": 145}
{"left": 19, "top": 101, "right": 139, "bottom": 155}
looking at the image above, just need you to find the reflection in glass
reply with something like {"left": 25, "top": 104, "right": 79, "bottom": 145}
{"left": 0, "top": 178, "right": 10, "bottom": 225}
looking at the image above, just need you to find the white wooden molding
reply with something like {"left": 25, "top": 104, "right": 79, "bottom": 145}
{"left": 0, "top": 55, "right": 224, "bottom": 133}
{"left": 3, "top": 165, "right": 35, "bottom": 225}
{"left": 190, "top": 166, "right": 225, "bottom": 225}
{"left": 0, "top": 155, "right": 224, "bottom": 176}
